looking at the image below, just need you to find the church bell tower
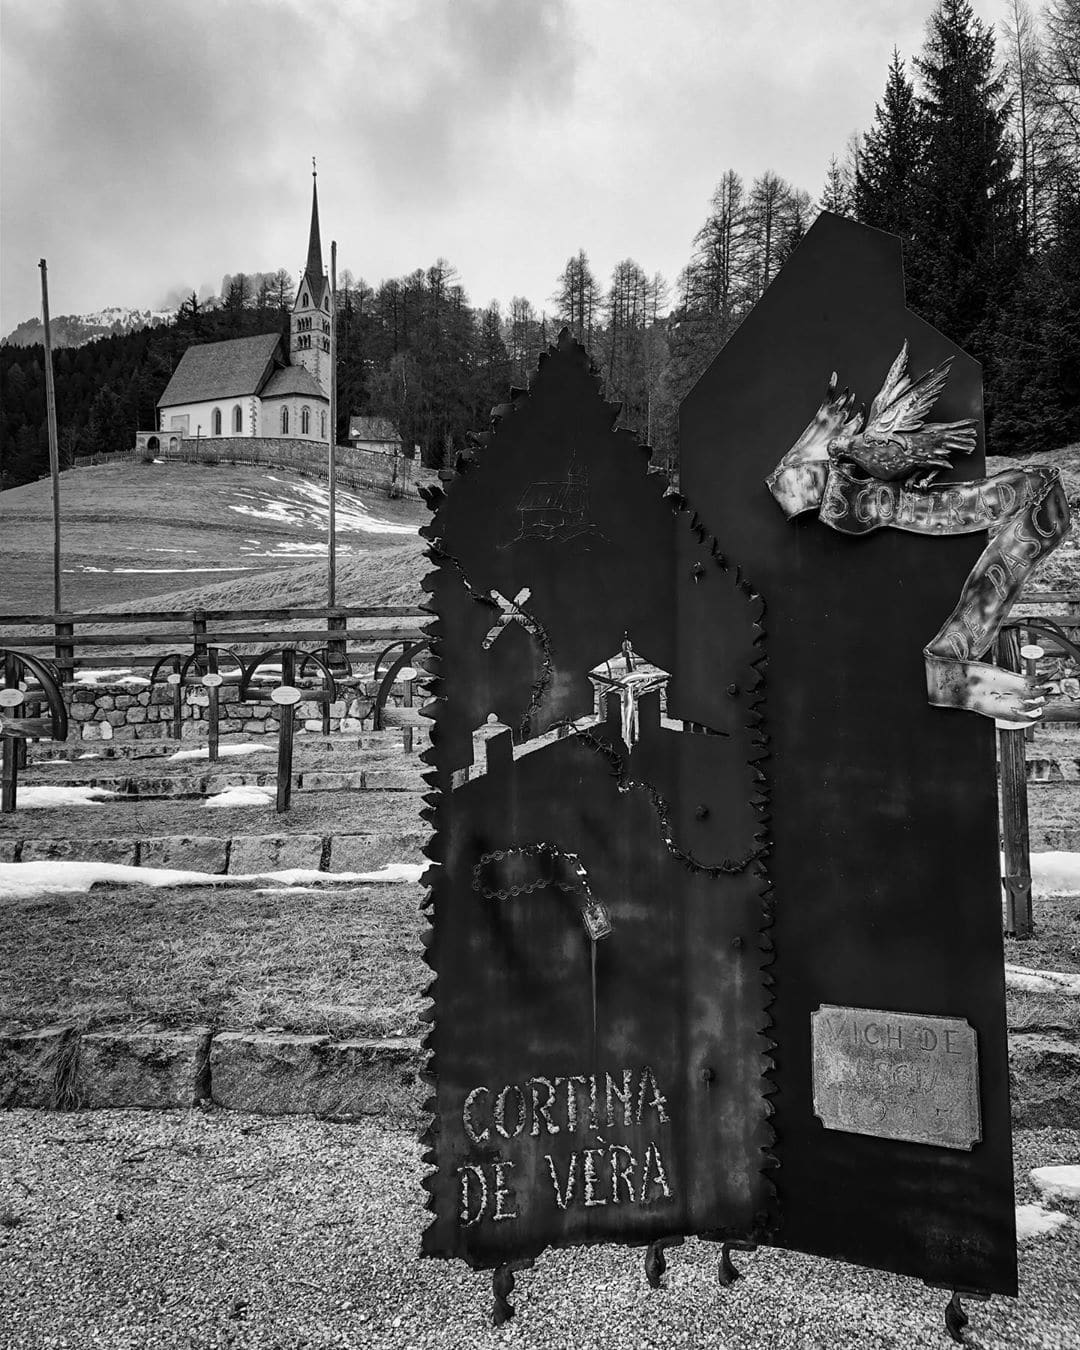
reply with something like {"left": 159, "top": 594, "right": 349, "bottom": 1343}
{"left": 290, "top": 162, "right": 330, "bottom": 395}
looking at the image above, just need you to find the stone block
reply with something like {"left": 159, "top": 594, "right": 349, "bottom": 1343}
{"left": 126, "top": 707, "right": 147, "bottom": 723}
{"left": 209, "top": 1032, "right": 422, "bottom": 1121}
{"left": 137, "top": 691, "right": 151, "bottom": 707}
{"left": 340, "top": 717, "right": 365, "bottom": 733}
{"left": 96, "top": 695, "right": 115, "bottom": 711}
{"left": 77, "top": 1027, "right": 212, "bottom": 1109}
{"left": 70, "top": 688, "right": 97, "bottom": 705}
{"left": 105, "top": 711, "right": 127, "bottom": 727}
{"left": 78, "top": 723, "right": 100, "bottom": 741}
{"left": 134, "top": 722, "right": 164, "bottom": 739}
{"left": 364, "top": 767, "right": 426, "bottom": 792}
{"left": 303, "top": 719, "right": 325, "bottom": 733}
{"left": 140, "top": 835, "right": 228, "bottom": 873}
{"left": 99, "top": 721, "right": 113, "bottom": 740}
{"left": 0, "top": 1025, "right": 77, "bottom": 1108}
{"left": 243, "top": 720, "right": 265, "bottom": 734}
{"left": 70, "top": 703, "right": 95, "bottom": 721}
{"left": 0, "top": 841, "right": 21, "bottom": 862}
{"left": 1009, "top": 1032, "right": 1080, "bottom": 1127}
{"left": 228, "top": 834, "right": 324, "bottom": 873}
{"left": 330, "top": 832, "right": 426, "bottom": 872}
{"left": 21, "top": 838, "right": 138, "bottom": 865}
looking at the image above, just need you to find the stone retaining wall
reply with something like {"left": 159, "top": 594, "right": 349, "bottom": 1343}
{"left": 2, "top": 1023, "right": 1073, "bottom": 1129}
{"left": 0, "top": 1025, "right": 424, "bottom": 1125}
{"left": 53, "top": 678, "right": 416, "bottom": 742}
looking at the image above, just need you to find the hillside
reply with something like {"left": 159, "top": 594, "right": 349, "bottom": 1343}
{"left": 1, "top": 460, "right": 429, "bottom": 614}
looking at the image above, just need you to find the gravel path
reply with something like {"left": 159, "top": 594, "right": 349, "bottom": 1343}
{"left": 1, "top": 1112, "right": 1077, "bottom": 1350}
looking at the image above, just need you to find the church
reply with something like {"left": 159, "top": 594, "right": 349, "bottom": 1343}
{"left": 148, "top": 174, "right": 331, "bottom": 446}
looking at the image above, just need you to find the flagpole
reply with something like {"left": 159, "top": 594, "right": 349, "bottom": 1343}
{"left": 328, "top": 239, "right": 337, "bottom": 608}
{"left": 39, "top": 259, "right": 62, "bottom": 614}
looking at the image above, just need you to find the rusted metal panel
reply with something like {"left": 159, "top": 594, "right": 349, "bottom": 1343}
{"left": 680, "top": 213, "right": 1016, "bottom": 1296}
{"left": 422, "top": 333, "right": 774, "bottom": 1270}
{"left": 811, "top": 1006, "right": 981, "bottom": 1150}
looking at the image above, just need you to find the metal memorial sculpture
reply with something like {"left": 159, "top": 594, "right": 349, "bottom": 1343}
{"left": 767, "top": 340, "right": 1070, "bottom": 728}
{"left": 679, "top": 212, "right": 1026, "bottom": 1333}
{"left": 421, "top": 331, "right": 774, "bottom": 1318}
{"left": 424, "top": 217, "right": 1041, "bottom": 1337}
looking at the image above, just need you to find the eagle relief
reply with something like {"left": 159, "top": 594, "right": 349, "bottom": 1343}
{"left": 766, "top": 341, "right": 1070, "bottom": 728}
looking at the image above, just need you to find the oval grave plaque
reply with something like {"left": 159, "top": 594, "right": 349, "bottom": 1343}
{"left": 202, "top": 673, "right": 224, "bottom": 688}
{"left": 0, "top": 688, "right": 26, "bottom": 708}
{"left": 270, "top": 685, "right": 302, "bottom": 706}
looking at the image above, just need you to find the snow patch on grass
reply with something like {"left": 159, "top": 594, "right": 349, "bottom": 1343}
{"left": 16, "top": 785, "right": 117, "bottom": 808}
{"left": 1015, "top": 1203, "right": 1070, "bottom": 1241}
{"left": 202, "top": 785, "right": 275, "bottom": 808}
{"left": 0, "top": 860, "right": 426, "bottom": 900}
{"left": 1032, "top": 1165, "right": 1080, "bottom": 1203}
{"left": 1006, "top": 965, "right": 1080, "bottom": 995}
{"left": 1030, "top": 852, "right": 1080, "bottom": 897}
{"left": 169, "top": 743, "right": 270, "bottom": 762}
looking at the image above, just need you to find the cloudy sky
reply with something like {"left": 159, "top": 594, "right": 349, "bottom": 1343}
{"left": 1, "top": 0, "right": 1004, "bottom": 333}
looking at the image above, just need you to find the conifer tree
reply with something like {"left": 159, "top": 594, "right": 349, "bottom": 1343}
{"left": 855, "top": 50, "right": 925, "bottom": 238}
{"left": 912, "top": 0, "right": 1021, "bottom": 359}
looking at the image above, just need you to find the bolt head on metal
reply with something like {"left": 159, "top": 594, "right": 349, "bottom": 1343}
{"left": 271, "top": 685, "right": 302, "bottom": 706}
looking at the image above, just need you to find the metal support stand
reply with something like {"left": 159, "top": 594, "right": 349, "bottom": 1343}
{"left": 943, "top": 1288, "right": 988, "bottom": 1343}
{"left": 644, "top": 1236, "right": 684, "bottom": 1289}
{"left": 491, "top": 1258, "right": 533, "bottom": 1326}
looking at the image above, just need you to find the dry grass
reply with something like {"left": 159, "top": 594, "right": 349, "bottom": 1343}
{"left": 0, "top": 785, "right": 423, "bottom": 844}
{"left": 1005, "top": 898, "right": 1080, "bottom": 1040}
{"left": 2, "top": 460, "right": 429, "bottom": 613}
{"left": 0, "top": 883, "right": 427, "bottom": 1040}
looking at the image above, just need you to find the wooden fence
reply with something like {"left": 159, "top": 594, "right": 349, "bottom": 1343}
{"left": 0, "top": 605, "right": 427, "bottom": 681}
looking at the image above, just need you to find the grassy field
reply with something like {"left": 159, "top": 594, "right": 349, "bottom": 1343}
{"left": 1, "top": 460, "right": 428, "bottom": 613}
{"left": 0, "top": 882, "right": 427, "bottom": 1040}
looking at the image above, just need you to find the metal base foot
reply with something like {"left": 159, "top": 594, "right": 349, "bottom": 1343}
{"left": 644, "top": 1236, "right": 684, "bottom": 1289}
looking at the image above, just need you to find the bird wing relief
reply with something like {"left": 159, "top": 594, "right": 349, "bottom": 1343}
{"left": 766, "top": 339, "right": 1070, "bottom": 727}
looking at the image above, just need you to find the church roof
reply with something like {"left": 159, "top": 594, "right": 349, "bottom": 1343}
{"left": 262, "top": 364, "right": 326, "bottom": 400}
{"left": 157, "top": 333, "right": 283, "bottom": 407}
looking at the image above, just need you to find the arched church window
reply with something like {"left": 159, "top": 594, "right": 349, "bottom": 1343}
{"left": 232, "top": 405, "right": 242, "bottom": 433}
{"left": 212, "top": 407, "right": 222, "bottom": 436}
{"left": 320, "top": 410, "right": 327, "bottom": 439}
{"left": 302, "top": 293, "right": 309, "bottom": 307}
{"left": 301, "top": 406, "right": 310, "bottom": 435}
{"left": 282, "top": 407, "right": 289, "bottom": 435}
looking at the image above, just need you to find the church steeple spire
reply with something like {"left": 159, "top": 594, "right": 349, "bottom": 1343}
{"left": 305, "top": 159, "right": 324, "bottom": 290}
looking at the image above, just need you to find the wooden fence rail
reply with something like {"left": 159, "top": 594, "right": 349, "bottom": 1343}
{"left": 0, "top": 606, "right": 427, "bottom": 680}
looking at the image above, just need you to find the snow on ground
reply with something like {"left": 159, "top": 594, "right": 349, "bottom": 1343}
{"left": 1029, "top": 852, "right": 1080, "bottom": 896}
{"left": 227, "top": 476, "right": 415, "bottom": 543}
{"left": 1032, "top": 1166, "right": 1080, "bottom": 1203}
{"left": 169, "top": 743, "right": 270, "bottom": 762}
{"left": 73, "top": 670, "right": 149, "bottom": 687}
{"left": 0, "top": 860, "right": 426, "bottom": 901}
{"left": 1005, "top": 965, "right": 1080, "bottom": 995}
{"left": 15, "top": 785, "right": 117, "bottom": 808}
{"left": 1015, "top": 1203, "right": 1071, "bottom": 1241}
{"left": 202, "top": 785, "right": 275, "bottom": 808}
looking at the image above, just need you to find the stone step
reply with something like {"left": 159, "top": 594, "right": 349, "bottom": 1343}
{"left": 0, "top": 831, "right": 426, "bottom": 872}
{"left": 11, "top": 766, "right": 427, "bottom": 797}
{"left": 0, "top": 1024, "right": 423, "bottom": 1125}
{"left": 28, "top": 730, "right": 427, "bottom": 762}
